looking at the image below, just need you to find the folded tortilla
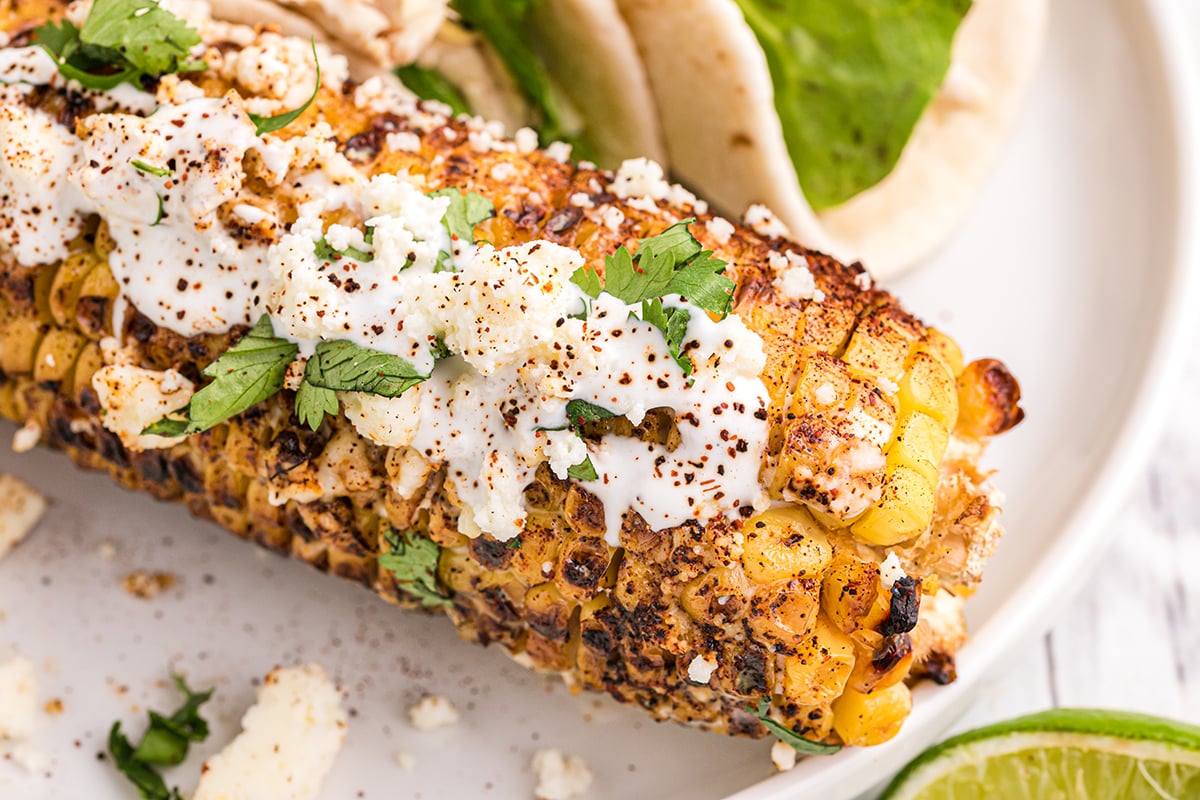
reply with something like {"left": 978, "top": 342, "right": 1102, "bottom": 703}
{"left": 616, "top": 0, "right": 1047, "bottom": 279}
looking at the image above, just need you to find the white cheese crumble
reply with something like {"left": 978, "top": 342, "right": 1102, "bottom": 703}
{"left": 386, "top": 131, "right": 422, "bottom": 153}
{"left": 395, "top": 751, "right": 416, "bottom": 771}
{"left": 853, "top": 271, "right": 873, "bottom": 292}
{"left": 705, "top": 216, "right": 735, "bottom": 245}
{"left": 0, "top": 475, "right": 45, "bottom": 562}
{"left": 92, "top": 365, "right": 195, "bottom": 452}
{"left": 877, "top": 376, "right": 900, "bottom": 395}
{"left": 880, "top": 552, "right": 907, "bottom": 592}
{"left": 770, "top": 740, "right": 797, "bottom": 772}
{"left": 598, "top": 206, "right": 624, "bottom": 231}
{"left": 609, "top": 157, "right": 703, "bottom": 211}
{"left": 193, "top": 664, "right": 346, "bottom": 800}
{"left": 408, "top": 695, "right": 460, "bottom": 731}
{"left": 11, "top": 421, "right": 39, "bottom": 453}
{"left": 531, "top": 748, "right": 593, "bottom": 800}
{"left": 686, "top": 655, "right": 718, "bottom": 685}
{"left": 743, "top": 204, "right": 790, "bottom": 239}
{"left": 813, "top": 382, "right": 838, "bottom": 408}
{"left": 568, "top": 192, "right": 594, "bottom": 209}
{"left": 545, "top": 141, "right": 572, "bottom": 163}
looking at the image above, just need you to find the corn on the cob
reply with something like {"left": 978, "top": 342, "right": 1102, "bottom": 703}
{"left": 0, "top": 0, "right": 1021, "bottom": 748}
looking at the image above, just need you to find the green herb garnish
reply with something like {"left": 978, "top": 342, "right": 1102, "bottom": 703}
{"left": 303, "top": 340, "right": 430, "bottom": 398}
{"left": 430, "top": 188, "right": 495, "bottom": 244}
{"left": 733, "top": 0, "right": 969, "bottom": 209}
{"left": 294, "top": 380, "right": 339, "bottom": 432}
{"left": 566, "top": 456, "right": 599, "bottom": 482}
{"left": 746, "top": 698, "right": 843, "bottom": 757}
{"left": 247, "top": 39, "right": 320, "bottom": 136}
{"left": 314, "top": 237, "right": 372, "bottom": 263}
{"left": 108, "top": 674, "right": 214, "bottom": 800}
{"left": 132, "top": 160, "right": 172, "bottom": 177}
{"left": 572, "top": 219, "right": 733, "bottom": 378}
{"left": 394, "top": 64, "right": 471, "bottom": 116}
{"left": 34, "top": 0, "right": 205, "bottom": 91}
{"left": 379, "top": 530, "right": 452, "bottom": 608}
{"left": 144, "top": 315, "right": 298, "bottom": 436}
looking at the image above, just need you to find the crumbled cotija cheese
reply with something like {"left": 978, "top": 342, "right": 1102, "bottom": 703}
{"left": 880, "top": 552, "right": 907, "bottom": 592}
{"left": 407, "top": 695, "right": 460, "bottom": 731}
{"left": 686, "top": 655, "right": 718, "bottom": 685}
{"left": 704, "top": 216, "right": 735, "bottom": 245}
{"left": 770, "top": 740, "right": 797, "bottom": 772}
{"left": 193, "top": 664, "right": 346, "bottom": 800}
{"left": 0, "top": 656, "right": 37, "bottom": 740}
{"left": 11, "top": 421, "right": 39, "bottom": 453}
{"left": 92, "top": 365, "right": 195, "bottom": 451}
{"left": 743, "top": 204, "right": 790, "bottom": 238}
{"left": 0, "top": 475, "right": 46, "bottom": 561}
{"left": 531, "top": 748, "right": 593, "bottom": 800}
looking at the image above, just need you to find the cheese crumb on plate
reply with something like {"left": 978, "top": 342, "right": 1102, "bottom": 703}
{"left": 0, "top": 474, "right": 46, "bottom": 561}
{"left": 531, "top": 748, "right": 593, "bottom": 800}
{"left": 407, "top": 695, "right": 460, "bottom": 731}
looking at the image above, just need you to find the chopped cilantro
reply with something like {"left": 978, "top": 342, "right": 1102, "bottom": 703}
{"left": 379, "top": 530, "right": 452, "bottom": 608}
{"left": 314, "top": 237, "right": 371, "bottom": 263}
{"left": 394, "top": 64, "right": 471, "bottom": 117}
{"left": 144, "top": 315, "right": 297, "bottom": 437}
{"left": 108, "top": 674, "right": 214, "bottom": 800}
{"left": 132, "top": 160, "right": 171, "bottom": 177}
{"left": 34, "top": 0, "right": 205, "bottom": 91}
{"left": 567, "top": 456, "right": 599, "bottom": 482}
{"left": 302, "top": 340, "right": 431, "bottom": 398}
{"left": 746, "top": 698, "right": 842, "bottom": 756}
{"left": 247, "top": 39, "right": 320, "bottom": 136}
{"left": 638, "top": 299, "right": 693, "bottom": 380}
{"left": 429, "top": 188, "right": 495, "bottom": 244}
{"left": 294, "top": 380, "right": 338, "bottom": 431}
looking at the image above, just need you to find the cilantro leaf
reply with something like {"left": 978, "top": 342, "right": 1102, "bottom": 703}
{"left": 248, "top": 39, "right": 320, "bottom": 135}
{"left": 314, "top": 237, "right": 371, "bottom": 263}
{"left": 733, "top": 0, "right": 969, "bottom": 209}
{"left": 294, "top": 380, "right": 338, "bottom": 431}
{"left": 429, "top": 188, "right": 495, "bottom": 244}
{"left": 430, "top": 335, "right": 453, "bottom": 361}
{"left": 582, "top": 220, "right": 735, "bottom": 318}
{"left": 567, "top": 456, "right": 599, "bottom": 482}
{"left": 379, "top": 530, "right": 452, "bottom": 608}
{"left": 394, "top": 64, "right": 471, "bottom": 117}
{"left": 144, "top": 315, "right": 297, "bottom": 436}
{"left": 35, "top": 0, "right": 205, "bottom": 91}
{"left": 108, "top": 674, "right": 213, "bottom": 800}
{"left": 303, "top": 340, "right": 430, "bottom": 398}
{"left": 638, "top": 299, "right": 693, "bottom": 379}
{"left": 746, "top": 698, "right": 842, "bottom": 756}
{"left": 564, "top": 399, "right": 617, "bottom": 426}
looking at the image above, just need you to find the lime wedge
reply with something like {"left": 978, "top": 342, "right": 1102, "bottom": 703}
{"left": 880, "top": 709, "right": 1200, "bottom": 800}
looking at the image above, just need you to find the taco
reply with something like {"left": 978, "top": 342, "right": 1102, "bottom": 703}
{"left": 616, "top": 0, "right": 1047, "bottom": 278}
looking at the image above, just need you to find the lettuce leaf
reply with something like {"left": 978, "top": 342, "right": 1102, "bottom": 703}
{"left": 733, "top": 0, "right": 971, "bottom": 210}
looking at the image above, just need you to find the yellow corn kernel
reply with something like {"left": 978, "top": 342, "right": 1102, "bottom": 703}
{"left": 781, "top": 615, "right": 857, "bottom": 706}
{"left": 846, "top": 637, "right": 915, "bottom": 695}
{"left": 841, "top": 315, "right": 916, "bottom": 382}
{"left": 745, "top": 577, "right": 820, "bottom": 650}
{"left": 71, "top": 341, "right": 103, "bottom": 405}
{"left": 741, "top": 506, "right": 833, "bottom": 584}
{"left": 821, "top": 552, "right": 883, "bottom": 634}
{"left": 0, "top": 316, "right": 43, "bottom": 375}
{"left": 923, "top": 328, "right": 964, "bottom": 377}
{"left": 791, "top": 351, "right": 852, "bottom": 416}
{"left": 888, "top": 411, "right": 950, "bottom": 484}
{"left": 898, "top": 349, "right": 958, "bottom": 428}
{"left": 48, "top": 253, "right": 95, "bottom": 329}
{"left": 851, "top": 465, "right": 935, "bottom": 546}
{"left": 956, "top": 358, "right": 1024, "bottom": 438}
{"left": 831, "top": 683, "right": 912, "bottom": 746}
{"left": 680, "top": 567, "right": 750, "bottom": 623}
{"left": 33, "top": 329, "right": 86, "bottom": 386}
{"left": 523, "top": 582, "right": 573, "bottom": 642}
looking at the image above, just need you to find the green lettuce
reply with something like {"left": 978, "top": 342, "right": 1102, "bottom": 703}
{"left": 733, "top": 0, "right": 971, "bottom": 210}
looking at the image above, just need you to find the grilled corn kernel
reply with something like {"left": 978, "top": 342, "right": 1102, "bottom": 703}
{"left": 922, "top": 328, "right": 964, "bottom": 377}
{"left": 898, "top": 349, "right": 958, "bottom": 428}
{"left": 956, "top": 358, "right": 1025, "bottom": 438}
{"left": 831, "top": 683, "right": 912, "bottom": 746}
{"left": 852, "top": 464, "right": 935, "bottom": 546}
{"left": 746, "top": 577, "right": 820, "bottom": 651}
{"left": 741, "top": 506, "right": 833, "bottom": 584}
{"left": 781, "top": 615, "right": 857, "bottom": 706}
{"left": 821, "top": 552, "right": 883, "bottom": 634}
{"left": 888, "top": 411, "right": 950, "bottom": 484}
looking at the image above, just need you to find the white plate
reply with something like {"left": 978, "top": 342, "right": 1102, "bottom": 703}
{"left": 1, "top": 0, "right": 1196, "bottom": 797}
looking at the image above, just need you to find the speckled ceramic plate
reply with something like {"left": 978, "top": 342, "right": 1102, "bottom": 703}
{"left": 1, "top": 0, "right": 1196, "bottom": 797}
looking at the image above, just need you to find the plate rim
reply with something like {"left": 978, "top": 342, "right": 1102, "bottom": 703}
{"left": 722, "top": 0, "right": 1200, "bottom": 797}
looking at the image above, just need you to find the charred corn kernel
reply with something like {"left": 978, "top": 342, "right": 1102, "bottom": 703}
{"left": 524, "top": 581, "right": 573, "bottom": 641}
{"left": 821, "top": 552, "right": 883, "bottom": 634}
{"left": 888, "top": 411, "right": 950, "bottom": 484}
{"left": 923, "top": 328, "right": 964, "bottom": 377}
{"left": 831, "top": 683, "right": 912, "bottom": 746}
{"left": 48, "top": 252, "right": 95, "bottom": 329}
{"left": 745, "top": 578, "right": 820, "bottom": 651}
{"left": 681, "top": 567, "right": 750, "bottom": 623}
{"left": 70, "top": 341, "right": 103, "bottom": 404}
{"left": 741, "top": 506, "right": 833, "bottom": 584}
{"left": 956, "top": 358, "right": 1025, "bottom": 438}
{"left": 899, "top": 350, "right": 958, "bottom": 428}
{"left": 781, "top": 615, "right": 857, "bottom": 706}
{"left": 846, "top": 635, "right": 915, "bottom": 695}
{"left": 852, "top": 464, "right": 935, "bottom": 546}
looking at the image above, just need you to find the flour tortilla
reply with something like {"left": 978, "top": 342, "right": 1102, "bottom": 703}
{"left": 617, "top": 0, "right": 1047, "bottom": 279}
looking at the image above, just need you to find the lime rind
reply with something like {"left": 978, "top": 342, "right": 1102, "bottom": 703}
{"left": 880, "top": 709, "right": 1200, "bottom": 800}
